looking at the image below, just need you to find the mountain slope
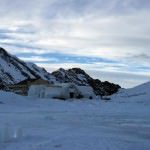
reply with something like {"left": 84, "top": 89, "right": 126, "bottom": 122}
{"left": 0, "top": 47, "right": 56, "bottom": 84}
{"left": 111, "top": 81, "right": 150, "bottom": 101}
{"left": 52, "top": 68, "right": 121, "bottom": 96}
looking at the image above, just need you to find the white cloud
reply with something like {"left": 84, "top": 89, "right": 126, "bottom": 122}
{"left": 19, "top": 56, "right": 59, "bottom": 62}
{"left": 0, "top": 0, "right": 149, "bottom": 87}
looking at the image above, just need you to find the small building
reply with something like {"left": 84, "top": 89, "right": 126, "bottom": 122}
{"left": 28, "top": 83, "right": 96, "bottom": 100}
{"left": 7, "top": 78, "right": 50, "bottom": 95}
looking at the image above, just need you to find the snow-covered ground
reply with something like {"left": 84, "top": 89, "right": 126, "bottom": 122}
{"left": 0, "top": 88, "right": 150, "bottom": 150}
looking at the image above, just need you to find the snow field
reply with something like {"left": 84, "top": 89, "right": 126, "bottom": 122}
{"left": 0, "top": 90, "right": 150, "bottom": 150}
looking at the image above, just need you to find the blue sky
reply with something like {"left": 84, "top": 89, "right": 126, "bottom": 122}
{"left": 0, "top": 0, "right": 150, "bottom": 88}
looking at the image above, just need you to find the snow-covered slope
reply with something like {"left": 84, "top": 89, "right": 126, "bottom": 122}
{"left": 52, "top": 68, "right": 120, "bottom": 96}
{"left": 111, "top": 81, "right": 150, "bottom": 102}
{"left": 0, "top": 47, "right": 56, "bottom": 85}
{"left": 0, "top": 90, "right": 150, "bottom": 150}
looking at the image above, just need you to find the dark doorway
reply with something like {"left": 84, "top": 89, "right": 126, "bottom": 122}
{"left": 89, "top": 96, "right": 93, "bottom": 99}
{"left": 70, "top": 92, "right": 74, "bottom": 98}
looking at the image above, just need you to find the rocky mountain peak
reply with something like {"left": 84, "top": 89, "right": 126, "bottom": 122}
{"left": 52, "top": 68, "right": 121, "bottom": 96}
{"left": 0, "top": 47, "right": 7, "bottom": 54}
{"left": 0, "top": 47, "right": 56, "bottom": 85}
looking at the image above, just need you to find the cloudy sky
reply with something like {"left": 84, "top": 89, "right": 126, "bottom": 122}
{"left": 0, "top": 0, "right": 150, "bottom": 88}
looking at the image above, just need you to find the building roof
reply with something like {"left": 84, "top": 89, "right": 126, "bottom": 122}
{"left": 15, "top": 78, "right": 50, "bottom": 85}
{"left": 16, "top": 78, "right": 38, "bottom": 85}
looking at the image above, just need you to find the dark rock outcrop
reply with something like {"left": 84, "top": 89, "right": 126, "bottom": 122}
{"left": 52, "top": 68, "right": 121, "bottom": 96}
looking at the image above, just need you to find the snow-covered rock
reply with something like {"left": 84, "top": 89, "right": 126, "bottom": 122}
{"left": 0, "top": 47, "right": 56, "bottom": 85}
